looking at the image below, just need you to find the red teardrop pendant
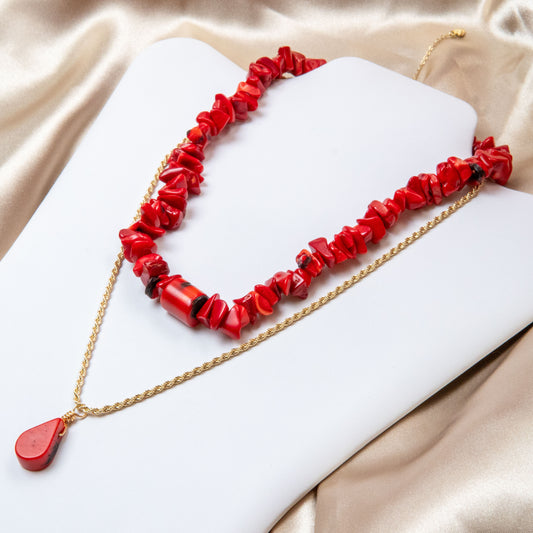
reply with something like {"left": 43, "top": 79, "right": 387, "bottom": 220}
{"left": 15, "top": 418, "right": 65, "bottom": 471}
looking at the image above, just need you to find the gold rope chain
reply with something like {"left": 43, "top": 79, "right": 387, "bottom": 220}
{"left": 62, "top": 29, "right": 469, "bottom": 427}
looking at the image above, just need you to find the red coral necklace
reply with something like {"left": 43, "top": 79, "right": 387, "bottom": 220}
{"left": 14, "top": 32, "right": 513, "bottom": 472}
{"left": 117, "top": 45, "right": 512, "bottom": 340}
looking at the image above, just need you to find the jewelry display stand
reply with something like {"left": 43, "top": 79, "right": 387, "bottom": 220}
{"left": 1, "top": 39, "right": 532, "bottom": 532}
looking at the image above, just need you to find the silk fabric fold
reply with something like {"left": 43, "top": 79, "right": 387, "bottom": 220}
{"left": 1, "top": 1, "right": 532, "bottom": 531}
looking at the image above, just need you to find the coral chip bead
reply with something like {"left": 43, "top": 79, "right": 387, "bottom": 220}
{"left": 210, "top": 109, "right": 230, "bottom": 133}
{"left": 245, "top": 74, "right": 266, "bottom": 95}
{"left": 256, "top": 56, "right": 281, "bottom": 78}
{"left": 356, "top": 216, "right": 386, "bottom": 244}
{"left": 254, "top": 284, "right": 280, "bottom": 306}
{"left": 237, "top": 82, "right": 261, "bottom": 100}
{"left": 213, "top": 93, "right": 235, "bottom": 123}
{"left": 233, "top": 292, "right": 259, "bottom": 324}
{"left": 436, "top": 162, "right": 461, "bottom": 197}
{"left": 219, "top": 304, "right": 250, "bottom": 340}
{"left": 129, "top": 220, "right": 166, "bottom": 240}
{"left": 289, "top": 270, "right": 309, "bottom": 299}
{"left": 160, "top": 277, "right": 208, "bottom": 327}
{"left": 309, "top": 237, "right": 335, "bottom": 268}
{"left": 273, "top": 271, "right": 292, "bottom": 296}
{"left": 197, "top": 294, "right": 229, "bottom": 330}
{"left": 186, "top": 126, "right": 207, "bottom": 146}
{"left": 478, "top": 146, "right": 513, "bottom": 185}
{"left": 229, "top": 95, "right": 249, "bottom": 121}
{"left": 119, "top": 229, "right": 157, "bottom": 263}
{"left": 248, "top": 62, "right": 273, "bottom": 87}
{"left": 278, "top": 46, "right": 294, "bottom": 72}
{"left": 291, "top": 52, "right": 306, "bottom": 76}
{"left": 133, "top": 254, "right": 169, "bottom": 286}
{"left": 254, "top": 292, "right": 273, "bottom": 315}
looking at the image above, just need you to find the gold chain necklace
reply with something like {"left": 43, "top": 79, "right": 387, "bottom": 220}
{"left": 15, "top": 29, "right": 471, "bottom": 471}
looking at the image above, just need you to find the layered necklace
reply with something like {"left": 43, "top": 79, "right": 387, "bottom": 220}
{"left": 14, "top": 30, "right": 512, "bottom": 472}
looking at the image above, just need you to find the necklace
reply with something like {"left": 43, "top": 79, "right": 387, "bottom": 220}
{"left": 14, "top": 31, "right": 513, "bottom": 472}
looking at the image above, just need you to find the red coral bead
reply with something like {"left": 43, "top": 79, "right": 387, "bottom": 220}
{"left": 393, "top": 189, "right": 407, "bottom": 211}
{"left": 186, "top": 126, "right": 208, "bottom": 146}
{"left": 129, "top": 220, "right": 166, "bottom": 240}
{"left": 158, "top": 185, "right": 187, "bottom": 212}
{"left": 158, "top": 201, "right": 184, "bottom": 230}
{"left": 160, "top": 276, "right": 208, "bottom": 327}
{"left": 178, "top": 142, "right": 205, "bottom": 161}
{"left": 159, "top": 166, "right": 184, "bottom": 184}
{"left": 248, "top": 62, "right": 273, "bottom": 88}
{"left": 210, "top": 108, "right": 230, "bottom": 133}
{"left": 171, "top": 151, "right": 204, "bottom": 174}
{"left": 403, "top": 187, "right": 427, "bottom": 209}
{"left": 213, "top": 93, "right": 236, "bottom": 123}
{"left": 328, "top": 242, "right": 348, "bottom": 263}
{"left": 303, "top": 58, "right": 326, "bottom": 73}
{"left": 237, "top": 81, "right": 262, "bottom": 100}
{"left": 196, "top": 293, "right": 218, "bottom": 328}
{"left": 291, "top": 52, "right": 306, "bottom": 76}
{"left": 219, "top": 304, "right": 250, "bottom": 339}
{"left": 161, "top": 167, "right": 200, "bottom": 196}
{"left": 119, "top": 229, "right": 157, "bottom": 263}
{"left": 289, "top": 270, "right": 309, "bottom": 299}
{"left": 278, "top": 46, "right": 294, "bottom": 72}
{"left": 416, "top": 174, "right": 433, "bottom": 205}
{"left": 140, "top": 201, "right": 161, "bottom": 227}
{"left": 273, "top": 271, "right": 292, "bottom": 296}
{"left": 264, "top": 277, "right": 282, "bottom": 299}
{"left": 428, "top": 174, "right": 443, "bottom": 205}
{"left": 368, "top": 200, "right": 397, "bottom": 228}
{"left": 343, "top": 226, "right": 368, "bottom": 253}
{"left": 273, "top": 54, "right": 286, "bottom": 76}
{"left": 448, "top": 156, "right": 472, "bottom": 186}
{"left": 256, "top": 56, "right": 281, "bottom": 79}
{"left": 229, "top": 95, "right": 249, "bottom": 121}
{"left": 233, "top": 292, "right": 259, "bottom": 324}
{"left": 164, "top": 172, "right": 189, "bottom": 194}
{"left": 254, "top": 284, "right": 280, "bottom": 306}
{"left": 15, "top": 418, "right": 65, "bottom": 471}
{"left": 133, "top": 253, "right": 169, "bottom": 286}
{"left": 478, "top": 146, "right": 513, "bottom": 185}
{"left": 254, "top": 291, "right": 273, "bottom": 315}
{"left": 196, "top": 111, "right": 218, "bottom": 136}
{"left": 196, "top": 294, "right": 230, "bottom": 329}
{"left": 245, "top": 74, "right": 266, "bottom": 95}
{"left": 356, "top": 215, "right": 386, "bottom": 243}
{"left": 383, "top": 198, "right": 402, "bottom": 219}
{"left": 296, "top": 249, "right": 324, "bottom": 276}
{"left": 309, "top": 237, "right": 335, "bottom": 268}
{"left": 473, "top": 136, "right": 495, "bottom": 152}
{"left": 436, "top": 162, "right": 461, "bottom": 197}
{"left": 235, "top": 90, "right": 259, "bottom": 111}
{"left": 334, "top": 231, "right": 356, "bottom": 259}
{"left": 209, "top": 298, "right": 230, "bottom": 329}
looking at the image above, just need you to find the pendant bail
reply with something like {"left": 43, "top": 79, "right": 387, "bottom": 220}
{"left": 61, "top": 404, "right": 89, "bottom": 433}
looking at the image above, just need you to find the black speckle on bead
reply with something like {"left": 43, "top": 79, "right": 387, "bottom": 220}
{"left": 145, "top": 276, "right": 161, "bottom": 298}
{"left": 191, "top": 294, "right": 209, "bottom": 319}
{"left": 297, "top": 254, "right": 312, "bottom": 269}
{"left": 469, "top": 163, "right": 485, "bottom": 181}
{"left": 181, "top": 281, "right": 192, "bottom": 288}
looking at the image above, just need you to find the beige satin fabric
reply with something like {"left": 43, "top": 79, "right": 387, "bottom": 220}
{"left": 1, "top": 1, "right": 532, "bottom": 531}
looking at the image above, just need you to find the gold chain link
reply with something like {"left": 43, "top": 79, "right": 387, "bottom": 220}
{"left": 413, "top": 29, "right": 466, "bottom": 81}
{"left": 64, "top": 31, "right": 474, "bottom": 426}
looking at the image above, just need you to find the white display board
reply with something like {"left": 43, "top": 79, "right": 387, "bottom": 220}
{"left": 1, "top": 38, "right": 532, "bottom": 532}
